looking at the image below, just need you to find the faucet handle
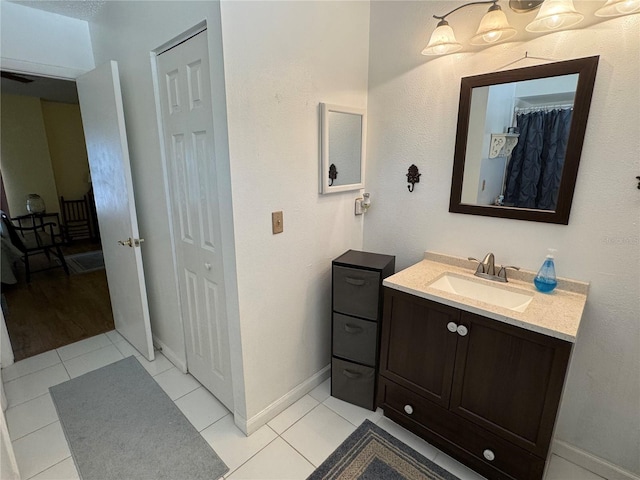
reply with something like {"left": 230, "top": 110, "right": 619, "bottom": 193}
{"left": 497, "top": 265, "right": 520, "bottom": 282}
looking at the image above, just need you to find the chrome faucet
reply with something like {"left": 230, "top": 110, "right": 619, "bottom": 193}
{"left": 469, "top": 253, "right": 519, "bottom": 283}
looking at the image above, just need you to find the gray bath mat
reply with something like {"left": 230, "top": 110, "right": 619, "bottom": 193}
{"left": 49, "top": 356, "right": 228, "bottom": 480}
{"left": 64, "top": 250, "right": 105, "bottom": 274}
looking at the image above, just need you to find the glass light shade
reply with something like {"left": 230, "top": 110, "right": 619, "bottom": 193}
{"left": 526, "top": 0, "right": 584, "bottom": 32}
{"left": 470, "top": 8, "right": 518, "bottom": 45}
{"left": 422, "top": 21, "right": 463, "bottom": 56}
{"left": 595, "top": 0, "right": 640, "bottom": 16}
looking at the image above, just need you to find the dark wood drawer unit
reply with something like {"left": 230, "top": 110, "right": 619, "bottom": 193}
{"left": 331, "top": 250, "right": 394, "bottom": 410}
{"left": 378, "top": 288, "right": 572, "bottom": 480}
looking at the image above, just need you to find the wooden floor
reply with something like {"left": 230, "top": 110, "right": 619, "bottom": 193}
{"left": 1, "top": 240, "right": 114, "bottom": 361}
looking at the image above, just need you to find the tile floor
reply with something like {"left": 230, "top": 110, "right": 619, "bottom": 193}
{"left": 2, "top": 332, "right": 605, "bottom": 480}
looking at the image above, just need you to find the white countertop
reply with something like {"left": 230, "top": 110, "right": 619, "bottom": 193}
{"left": 383, "top": 252, "right": 589, "bottom": 343}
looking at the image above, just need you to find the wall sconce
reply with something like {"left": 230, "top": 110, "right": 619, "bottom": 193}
{"left": 422, "top": 0, "right": 517, "bottom": 55}
{"left": 595, "top": 0, "right": 640, "bottom": 16}
{"left": 355, "top": 193, "right": 371, "bottom": 215}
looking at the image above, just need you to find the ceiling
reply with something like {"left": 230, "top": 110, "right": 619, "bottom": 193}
{"left": 7, "top": 0, "right": 106, "bottom": 21}
{"left": 1, "top": 73, "right": 79, "bottom": 104}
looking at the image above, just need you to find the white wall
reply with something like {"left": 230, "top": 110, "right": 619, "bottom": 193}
{"left": 88, "top": 0, "right": 370, "bottom": 428}
{"left": 365, "top": 2, "right": 639, "bottom": 474}
{"left": 219, "top": 0, "right": 370, "bottom": 421}
{"left": 0, "top": 1, "right": 94, "bottom": 78}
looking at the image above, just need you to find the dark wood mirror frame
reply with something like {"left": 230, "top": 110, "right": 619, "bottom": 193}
{"left": 449, "top": 56, "right": 599, "bottom": 225}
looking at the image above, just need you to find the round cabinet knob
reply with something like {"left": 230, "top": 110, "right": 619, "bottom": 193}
{"left": 457, "top": 325, "right": 468, "bottom": 337}
{"left": 404, "top": 405, "right": 414, "bottom": 415}
{"left": 204, "top": 263, "right": 212, "bottom": 270}
{"left": 447, "top": 322, "right": 458, "bottom": 333}
{"left": 483, "top": 449, "right": 495, "bottom": 461}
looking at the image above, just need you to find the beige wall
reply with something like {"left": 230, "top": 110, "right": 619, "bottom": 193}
{"left": 0, "top": 95, "right": 59, "bottom": 216}
{"left": 41, "top": 101, "right": 91, "bottom": 201}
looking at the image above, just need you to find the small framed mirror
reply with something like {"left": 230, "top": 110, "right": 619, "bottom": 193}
{"left": 320, "top": 103, "right": 366, "bottom": 194}
{"left": 449, "top": 56, "right": 599, "bottom": 224}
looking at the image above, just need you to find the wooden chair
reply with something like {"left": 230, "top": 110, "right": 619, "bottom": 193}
{"left": 1, "top": 212, "right": 69, "bottom": 283}
{"left": 60, "top": 195, "right": 92, "bottom": 243}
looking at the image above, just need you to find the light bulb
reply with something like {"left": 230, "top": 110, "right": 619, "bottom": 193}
{"left": 595, "top": 0, "right": 640, "bottom": 16}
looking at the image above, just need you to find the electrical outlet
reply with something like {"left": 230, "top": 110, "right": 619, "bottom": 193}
{"left": 272, "top": 211, "right": 283, "bottom": 234}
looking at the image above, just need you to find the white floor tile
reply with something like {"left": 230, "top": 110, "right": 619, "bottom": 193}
{"left": 323, "top": 396, "right": 383, "bottom": 427}
{"left": 268, "top": 395, "right": 319, "bottom": 434}
{"left": 3, "top": 364, "right": 69, "bottom": 407}
{"left": 56, "top": 334, "right": 112, "bottom": 361}
{"left": 375, "top": 416, "right": 439, "bottom": 461}
{"left": 30, "top": 457, "right": 80, "bottom": 480}
{"left": 433, "top": 452, "right": 488, "bottom": 480}
{"left": 175, "top": 387, "right": 229, "bottom": 432}
{"left": 12, "top": 422, "right": 71, "bottom": 480}
{"left": 63, "top": 344, "right": 124, "bottom": 378}
{"left": 136, "top": 352, "right": 174, "bottom": 376}
{"left": 228, "top": 437, "right": 315, "bottom": 479}
{"left": 105, "top": 329, "right": 125, "bottom": 344}
{"left": 6, "top": 393, "right": 58, "bottom": 440}
{"left": 153, "top": 367, "right": 200, "bottom": 400}
{"left": 1, "top": 350, "right": 61, "bottom": 383}
{"left": 113, "top": 338, "right": 142, "bottom": 358}
{"left": 281, "top": 403, "right": 356, "bottom": 467}
{"left": 545, "top": 455, "right": 604, "bottom": 480}
{"left": 201, "top": 414, "right": 278, "bottom": 474}
{"left": 308, "top": 378, "right": 331, "bottom": 403}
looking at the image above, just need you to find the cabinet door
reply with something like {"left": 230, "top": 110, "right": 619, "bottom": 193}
{"left": 379, "top": 289, "right": 459, "bottom": 408}
{"left": 450, "top": 311, "right": 572, "bottom": 457}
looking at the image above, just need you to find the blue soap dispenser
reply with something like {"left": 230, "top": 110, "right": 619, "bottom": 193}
{"left": 534, "top": 249, "right": 558, "bottom": 293}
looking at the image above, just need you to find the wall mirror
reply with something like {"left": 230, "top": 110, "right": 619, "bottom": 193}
{"left": 449, "top": 56, "right": 599, "bottom": 224}
{"left": 319, "top": 103, "right": 366, "bottom": 194}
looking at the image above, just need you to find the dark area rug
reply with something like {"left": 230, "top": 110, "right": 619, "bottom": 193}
{"left": 50, "top": 356, "right": 228, "bottom": 480}
{"left": 308, "top": 420, "right": 460, "bottom": 480}
{"left": 62, "top": 250, "right": 104, "bottom": 274}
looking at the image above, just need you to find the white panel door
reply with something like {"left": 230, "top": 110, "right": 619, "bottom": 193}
{"left": 76, "top": 61, "right": 154, "bottom": 361}
{"left": 157, "top": 31, "right": 233, "bottom": 408}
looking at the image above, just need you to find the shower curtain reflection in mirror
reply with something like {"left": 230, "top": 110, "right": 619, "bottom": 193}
{"left": 503, "top": 107, "right": 573, "bottom": 210}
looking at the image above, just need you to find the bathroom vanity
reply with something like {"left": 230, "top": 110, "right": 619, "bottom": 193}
{"left": 377, "top": 252, "right": 588, "bottom": 480}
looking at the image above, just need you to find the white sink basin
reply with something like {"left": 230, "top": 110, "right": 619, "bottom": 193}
{"left": 428, "top": 273, "right": 534, "bottom": 313}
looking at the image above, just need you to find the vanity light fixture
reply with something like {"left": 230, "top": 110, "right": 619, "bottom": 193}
{"left": 595, "top": 0, "right": 640, "bottom": 16}
{"left": 355, "top": 193, "right": 371, "bottom": 215}
{"left": 422, "top": 0, "right": 517, "bottom": 55}
{"left": 525, "top": 0, "right": 584, "bottom": 32}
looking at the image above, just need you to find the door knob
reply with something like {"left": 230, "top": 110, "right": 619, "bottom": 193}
{"left": 204, "top": 263, "right": 211, "bottom": 270}
{"left": 118, "top": 238, "right": 132, "bottom": 247}
{"left": 133, "top": 238, "right": 145, "bottom": 247}
{"left": 447, "top": 322, "right": 458, "bottom": 333}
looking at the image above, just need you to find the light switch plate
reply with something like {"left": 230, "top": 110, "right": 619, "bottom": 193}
{"left": 272, "top": 211, "right": 283, "bottom": 234}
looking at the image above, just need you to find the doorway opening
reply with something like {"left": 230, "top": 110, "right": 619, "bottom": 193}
{"left": 0, "top": 71, "right": 114, "bottom": 361}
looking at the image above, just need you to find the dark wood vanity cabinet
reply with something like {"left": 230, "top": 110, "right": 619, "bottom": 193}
{"left": 331, "top": 250, "right": 394, "bottom": 410}
{"left": 378, "top": 288, "right": 572, "bottom": 480}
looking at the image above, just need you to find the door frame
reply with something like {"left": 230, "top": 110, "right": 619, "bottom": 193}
{"left": 149, "top": 21, "right": 242, "bottom": 415}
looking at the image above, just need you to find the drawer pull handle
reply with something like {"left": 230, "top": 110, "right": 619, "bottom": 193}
{"left": 447, "top": 322, "right": 458, "bottom": 333}
{"left": 457, "top": 325, "right": 468, "bottom": 337}
{"left": 342, "top": 369, "right": 362, "bottom": 379}
{"left": 344, "top": 324, "right": 363, "bottom": 334}
{"left": 483, "top": 449, "right": 495, "bottom": 461}
{"left": 345, "top": 277, "right": 366, "bottom": 286}
{"left": 404, "top": 404, "right": 414, "bottom": 415}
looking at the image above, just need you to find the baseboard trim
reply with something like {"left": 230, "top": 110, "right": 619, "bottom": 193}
{"left": 552, "top": 439, "right": 640, "bottom": 480}
{"left": 234, "top": 364, "right": 331, "bottom": 435}
{"left": 152, "top": 335, "right": 187, "bottom": 373}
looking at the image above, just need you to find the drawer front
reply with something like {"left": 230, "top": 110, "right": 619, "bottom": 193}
{"left": 333, "top": 314, "right": 378, "bottom": 366}
{"left": 332, "top": 358, "right": 376, "bottom": 410}
{"left": 380, "top": 379, "right": 545, "bottom": 480}
{"left": 333, "top": 266, "right": 380, "bottom": 320}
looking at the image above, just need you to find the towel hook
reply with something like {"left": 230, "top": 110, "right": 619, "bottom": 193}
{"left": 329, "top": 164, "right": 338, "bottom": 187}
{"left": 407, "top": 164, "right": 421, "bottom": 193}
